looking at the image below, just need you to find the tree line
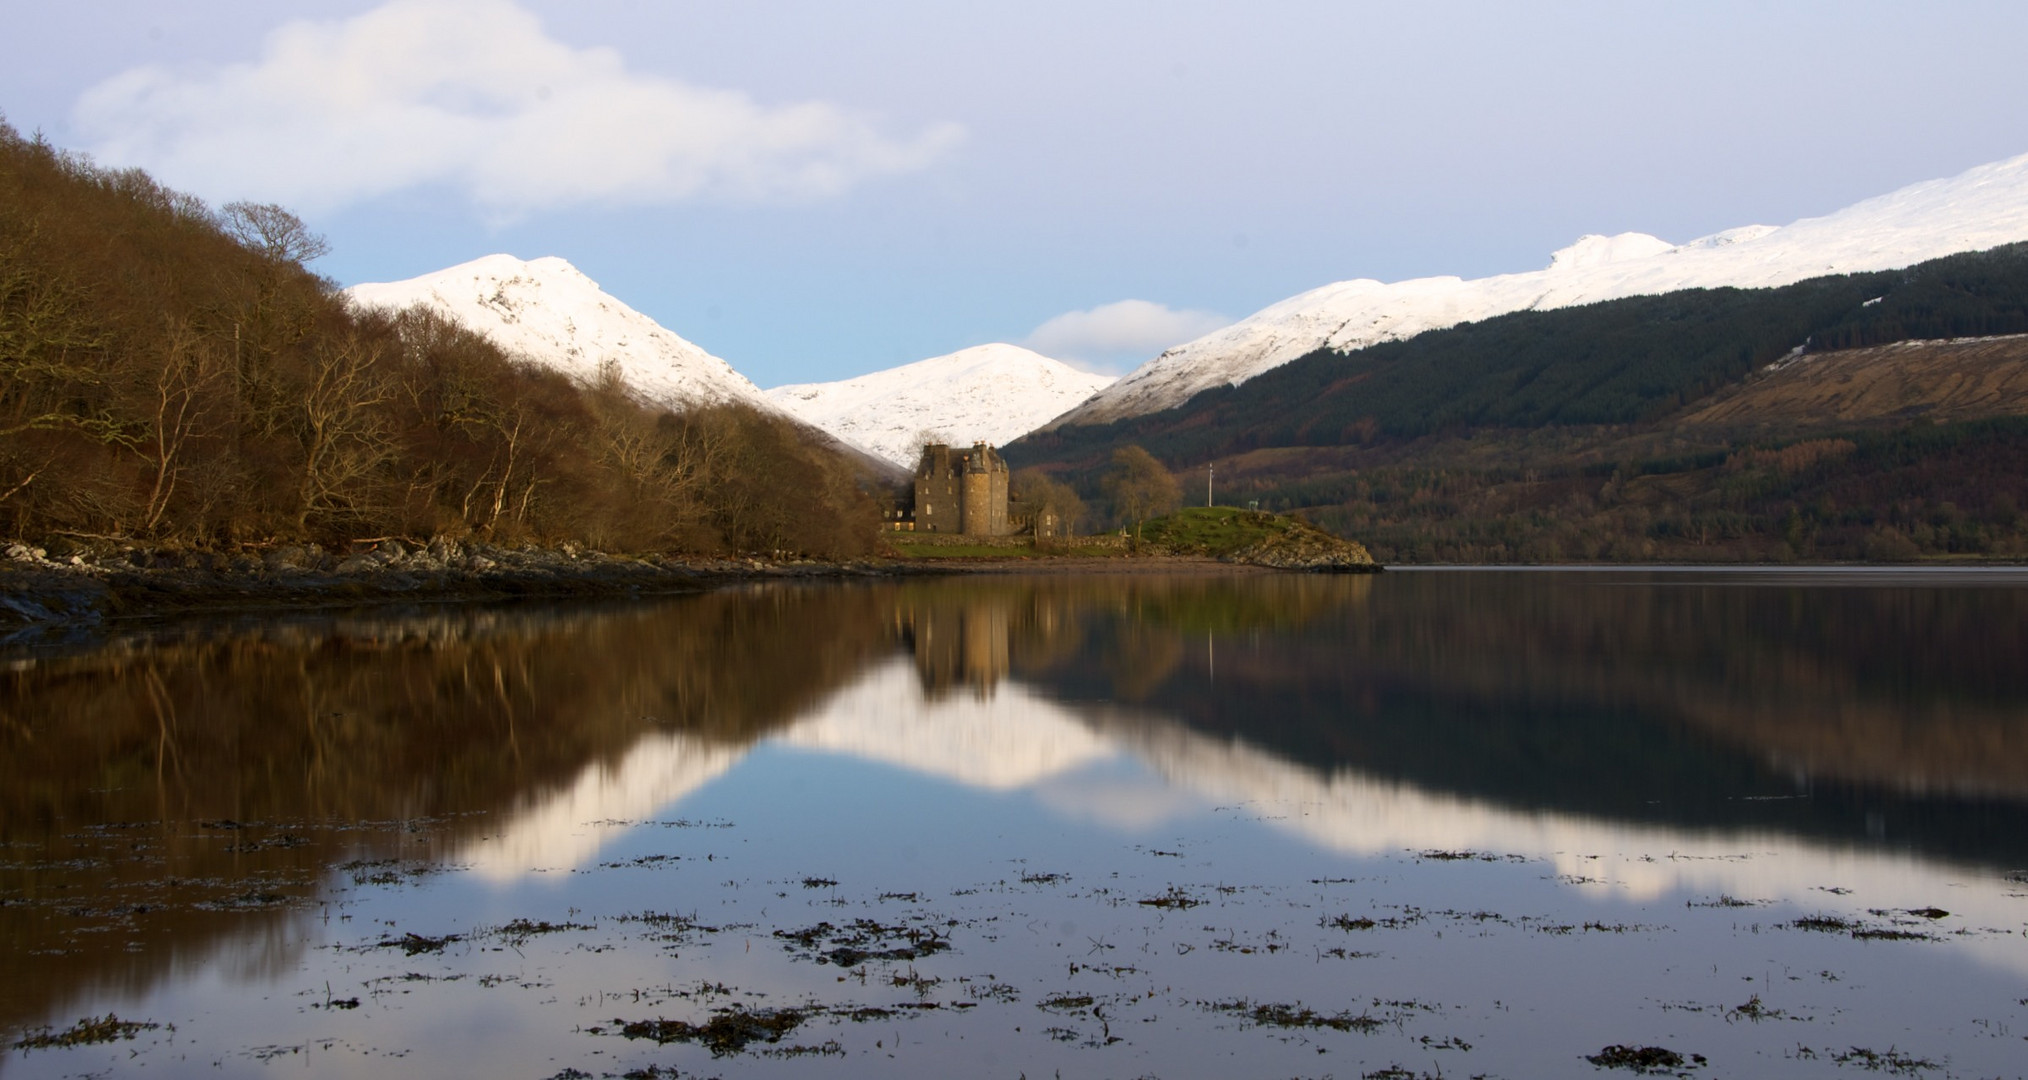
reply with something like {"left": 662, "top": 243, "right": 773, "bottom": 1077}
{"left": 0, "top": 118, "right": 880, "bottom": 557}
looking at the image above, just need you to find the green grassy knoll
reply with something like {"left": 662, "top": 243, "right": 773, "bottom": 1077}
{"left": 1138, "top": 507, "right": 1378, "bottom": 569}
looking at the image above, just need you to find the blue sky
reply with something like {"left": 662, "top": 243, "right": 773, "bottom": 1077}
{"left": 6, "top": 1, "right": 2028, "bottom": 386}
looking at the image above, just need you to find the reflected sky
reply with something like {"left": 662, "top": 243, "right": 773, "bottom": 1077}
{"left": 4, "top": 572, "right": 2027, "bottom": 1077}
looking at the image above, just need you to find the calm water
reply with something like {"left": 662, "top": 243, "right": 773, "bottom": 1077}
{"left": 3, "top": 569, "right": 2027, "bottom": 1079}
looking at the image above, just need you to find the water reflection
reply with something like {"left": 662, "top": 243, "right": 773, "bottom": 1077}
{"left": 0, "top": 588, "right": 899, "bottom": 1038}
{"left": 4, "top": 571, "right": 2028, "bottom": 1073}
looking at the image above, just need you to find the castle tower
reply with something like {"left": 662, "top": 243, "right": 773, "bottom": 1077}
{"left": 960, "top": 443, "right": 993, "bottom": 536}
{"left": 911, "top": 442, "right": 1013, "bottom": 537}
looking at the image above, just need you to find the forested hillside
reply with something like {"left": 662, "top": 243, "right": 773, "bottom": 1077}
{"left": 1011, "top": 246, "right": 2028, "bottom": 562}
{"left": 0, "top": 120, "right": 879, "bottom": 557}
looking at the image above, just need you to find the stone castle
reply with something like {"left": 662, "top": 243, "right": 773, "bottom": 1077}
{"left": 907, "top": 442, "right": 1014, "bottom": 536}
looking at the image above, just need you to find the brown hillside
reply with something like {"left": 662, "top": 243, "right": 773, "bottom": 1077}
{"left": 1680, "top": 334, "right": 2028, "bottom": 432}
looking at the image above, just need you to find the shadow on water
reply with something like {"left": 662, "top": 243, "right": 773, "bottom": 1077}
{"left": 4, "top": 570, "right": 2027, "bottom": 1045}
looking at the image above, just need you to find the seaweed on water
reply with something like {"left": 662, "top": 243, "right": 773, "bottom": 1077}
{"left": 1726, "top": 994, "right": 1788, "bottom": 1022}
{"left": 13, "top": 1014, "right": 160, "bottom": 1050}
{"left": 494, "top": 917, "right": 594, "bottom": 943}
{"left": 772, "top": 918, "right": 951, "bottom": 967}
{"left": 1586, "top": 1043, "right": 1705, "bottom": 1072}
{"left": 1792, "top": 914, "right": 1858, "bottom": 932}
{"left": 1205, "top": 998, "right": 1384, "bottom": 1033}
{"left": 615, "top": 1007, "right": 810, "bottom": 1056}
{"left": 1830, "top": 1046, "right": 1939, "bottom": 1074}
{"left": 376, "top": 931, "right": 462, "bottom": 955}
{"left": 1851, "top": 928, "right": 1935, "bottom": 941}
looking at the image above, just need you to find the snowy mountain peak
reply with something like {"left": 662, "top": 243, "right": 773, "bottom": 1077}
{"left": 344, "top": 254, "right": 771, "bottom": 411}
{"left": 1547, "top": 232, "right": 1675, "bottom": 271}
{"left": 1679, "top": 224, "right": 1781, "bottom": 251}
{"left": 766, "top": 343, "right": 1114, "bottom": 468}
{"left": 1050, "top": 150, "right": 2028, "bottom": 428}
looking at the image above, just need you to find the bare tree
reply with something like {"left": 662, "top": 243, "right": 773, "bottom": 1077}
{"left": 1102, "top": 445, "right": 1180, "bottom": 541}
{"left": 220, "top": 201, "right": 330, "bottom": 265}
{"left": 134, "top": 319, "right": 228, "bottom": 534}
{"left": 295, "top": 331, "right": 395, "bottom": 530}
{"left": 1012, "top": 468, "right": 1087, "bottom": 539}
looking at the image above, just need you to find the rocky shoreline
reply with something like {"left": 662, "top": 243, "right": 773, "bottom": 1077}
{"left": 0, "top": 533, "right": 1381, "bottom": 637}
{"left": 0, "top": 538, "right": 898, "bottom": 637}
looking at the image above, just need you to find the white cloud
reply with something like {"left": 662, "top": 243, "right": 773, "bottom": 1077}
{"left": 71, "top": 0, "right": 964, "bottom": 218}
{"left": 1024, "top": 299, "right": 1229, "bottom": 370}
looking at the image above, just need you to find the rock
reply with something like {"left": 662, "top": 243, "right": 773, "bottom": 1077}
{"left": 1226, "top": 524, "right": 1378, "bottom": 571}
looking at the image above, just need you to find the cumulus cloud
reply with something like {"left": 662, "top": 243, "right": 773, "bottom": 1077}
{"left": 71, "top": 0, "right": 964, "bottom": 218}
{"left": 1024, "top": 299, "right": 1229, "bottom": 370}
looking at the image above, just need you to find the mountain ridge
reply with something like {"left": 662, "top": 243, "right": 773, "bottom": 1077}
{"left": 345, "top": 254, "right": 776, "bottom": 413}
{"left": 766, "top": 343, "right": 1113, "bottom": 468}
{"left": 1052, "top": 151, "right": 2028, "bottom": 428}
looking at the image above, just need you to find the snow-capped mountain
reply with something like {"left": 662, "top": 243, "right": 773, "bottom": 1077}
{"left": 345, "top": 254, "right": 772, "bottom": 411}
{"left": 1052, "top": 151, "right": 2028, "bottom": 427}
{"left": 766, "top": 343, "right": 1114, "bottom": 468}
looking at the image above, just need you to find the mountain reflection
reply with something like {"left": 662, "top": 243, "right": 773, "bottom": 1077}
{"left": 5, "top": 570, "right": 2028, "bottom": 1037}
{"left": 0, "top": 587, "right": 900, "bottom": 1037}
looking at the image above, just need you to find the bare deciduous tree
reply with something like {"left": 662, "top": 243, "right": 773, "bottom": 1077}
{"left": 1103, "top": 444, "right": 1180, "bottom": 541}
{"left": 220, "top": 201, "right": 330, "bottom": 265}
{"left": 134, "top": 319, "right": 228, "bottom": 534}
{"left": 1012, "top": 468, "right": 1087, "bottom": 539}
{"left": 296, "top": 331, "right": 395, "bottom": 530}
